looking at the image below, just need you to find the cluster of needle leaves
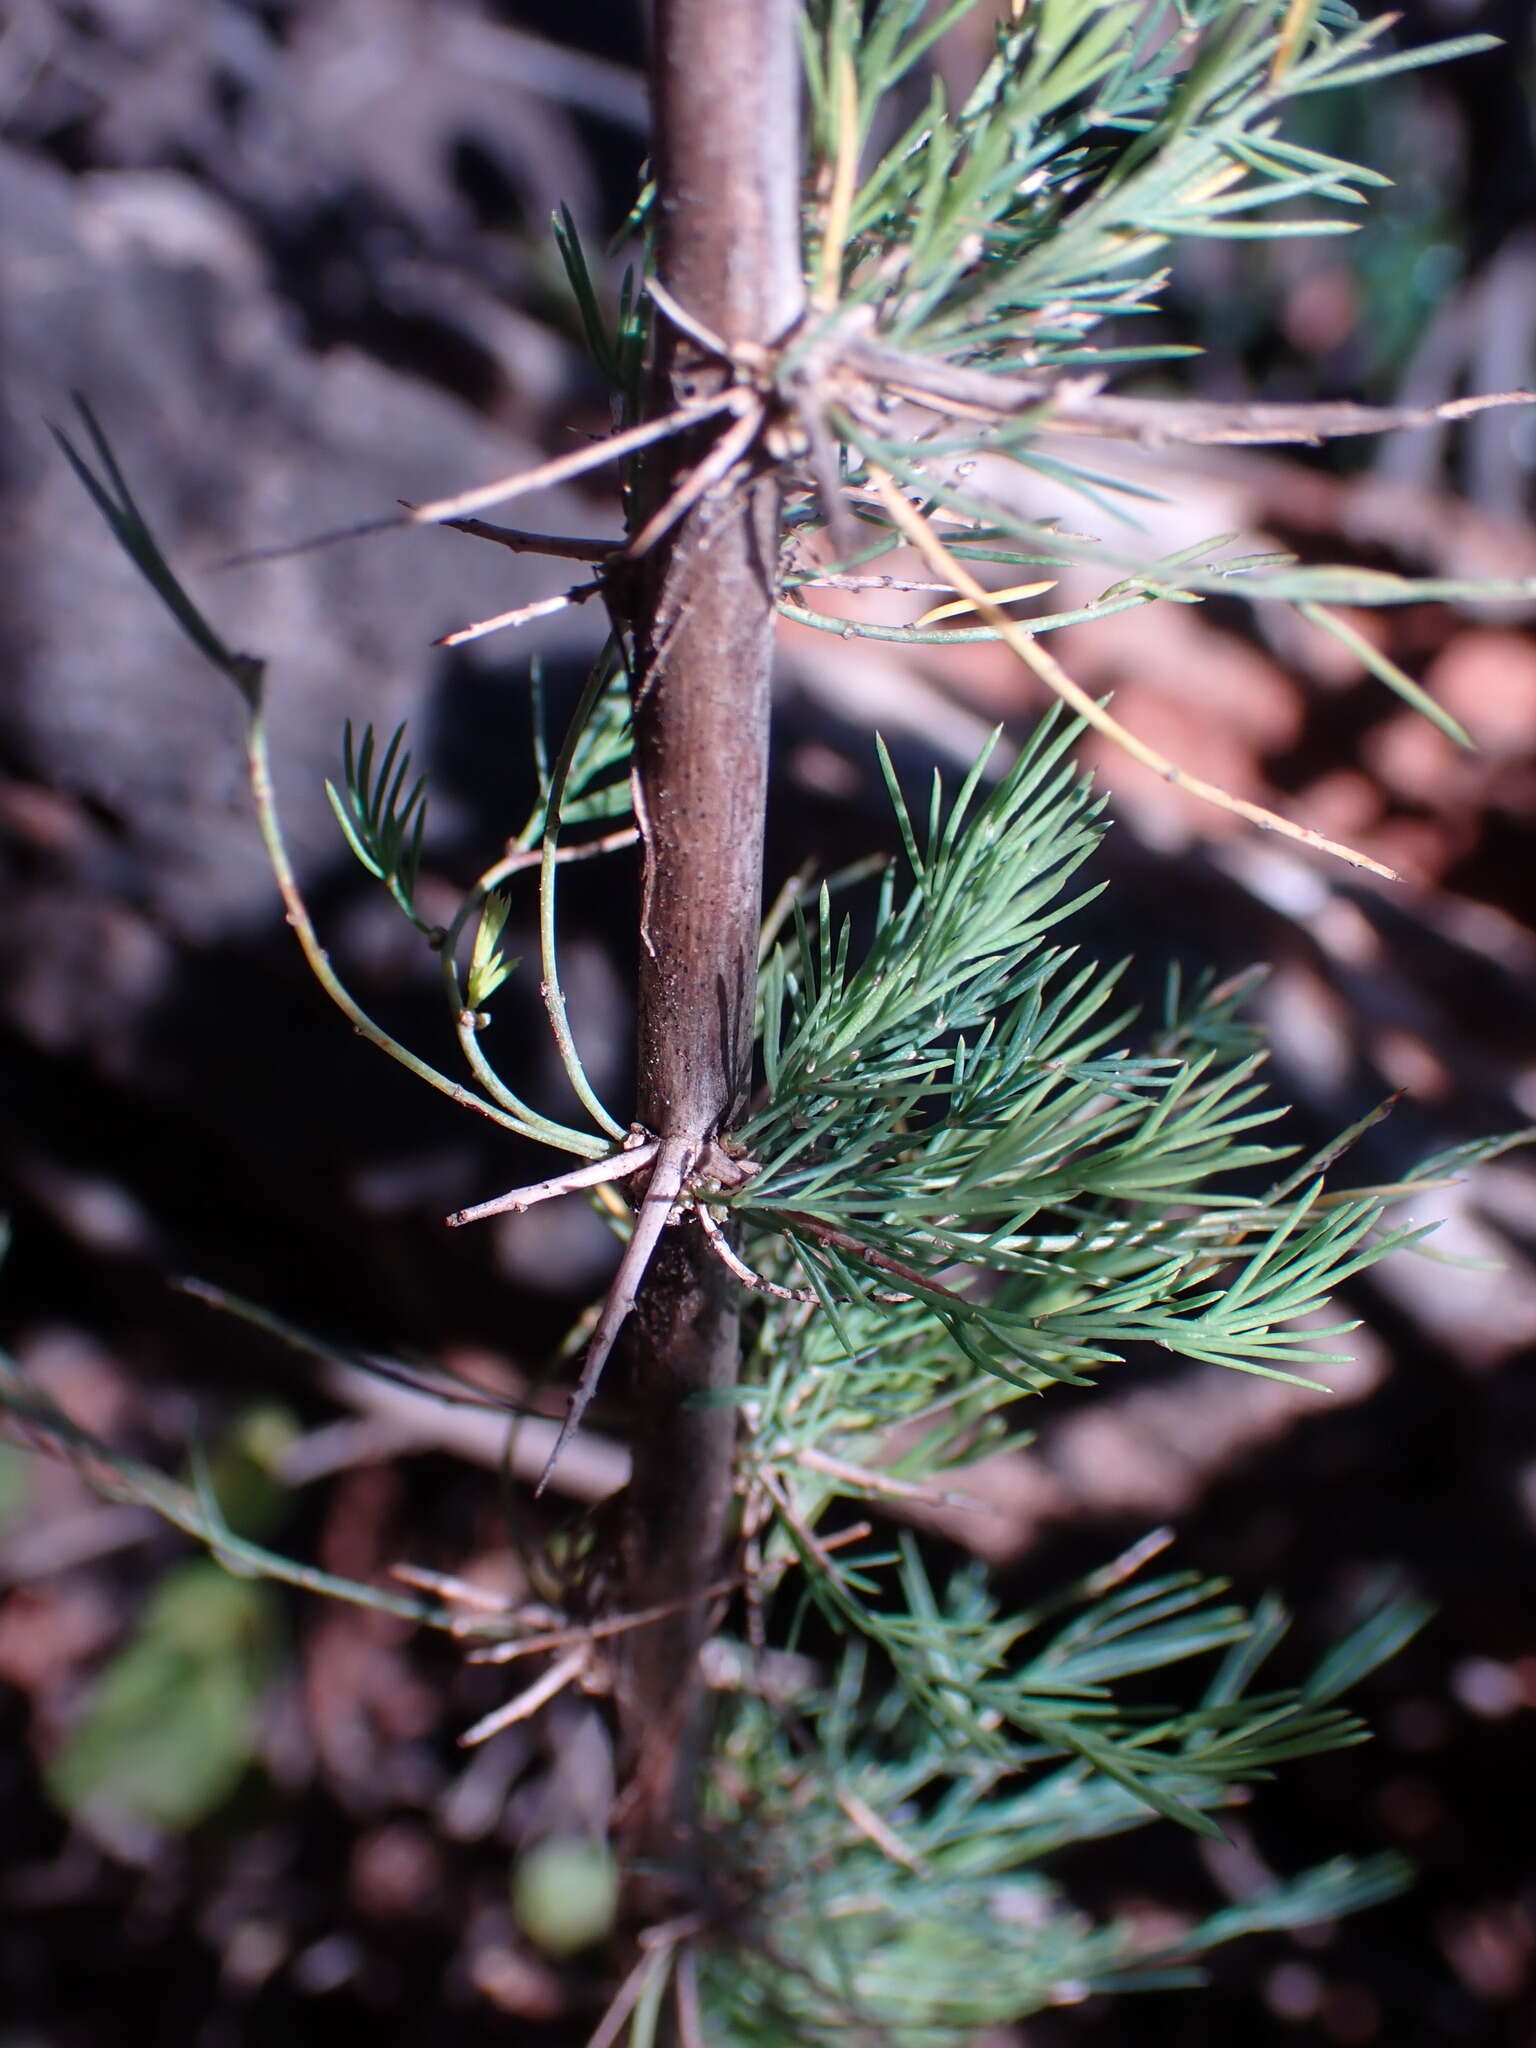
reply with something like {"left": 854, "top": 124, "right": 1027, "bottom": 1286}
{"left": 21, "top": 0, "right": 1536, "bottom": 2039}
{"left": 689, "top": 717, "right": 1501, "bottom": 2038}
{"left": 774, "top": 0, "right": 1531, "bottom": 818}
{"left": 805, "top": 0, "right": 1482, "bottom": 363}
{"left": 728, "top": 711, "right": 1445, "bottom": 1399}
{"left": 700, "top": 1559, "right": 1427, "bottom": 2041}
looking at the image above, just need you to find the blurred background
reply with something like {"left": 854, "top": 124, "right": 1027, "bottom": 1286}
{"left": 1, "top": 2, "right": 1534, "bottom": 2042}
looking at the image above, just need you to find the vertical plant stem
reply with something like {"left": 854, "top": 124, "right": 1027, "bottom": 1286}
{"left": 613, "top": 0, "right": 803, "bottom": 1873}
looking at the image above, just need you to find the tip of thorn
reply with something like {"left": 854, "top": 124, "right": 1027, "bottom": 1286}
{"left": 536, "top": 1420, "right": 574, "bottom": 1498}
{"left": 217, "top": 510, "right": 407, "bottom": 570}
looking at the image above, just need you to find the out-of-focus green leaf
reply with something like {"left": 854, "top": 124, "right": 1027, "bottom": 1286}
{"left": 44, "top": 1560, "right": 279, "bottom": 1836}
{"left": 511, "top": 1838, "right": 622, "bottom": 1957}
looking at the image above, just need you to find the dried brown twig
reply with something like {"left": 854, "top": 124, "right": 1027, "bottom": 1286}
{"left": 839, "top": 334, "right": 1533, "bottom": 448}
{"left": 445, "top": 1135, "right": 658, "bottom": 1229}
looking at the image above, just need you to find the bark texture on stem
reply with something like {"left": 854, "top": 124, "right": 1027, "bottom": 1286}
{"left": 614, "top": 0, "right": 802, "bottom": 1871}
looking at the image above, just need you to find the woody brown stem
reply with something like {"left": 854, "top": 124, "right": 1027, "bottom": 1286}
{"left": 611, "top": 0, "right": 803, "bottom": 1878}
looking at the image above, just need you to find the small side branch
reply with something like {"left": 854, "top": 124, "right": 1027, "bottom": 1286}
{"left": 467, "top": 1570, "right": 746, "bottom": 1666}
{"left": 844, "top": 336, "right": 1534, "bottom": 449}
{"left": 446, "top": 1138, "right": 657, "bottom": 1229}
{"left": 409, "top": 392, "right": 751, "bottom": 528}
{"left": 774, "top": 1207, "right": 960, "bottom": 1305}
{"left": 693, "top": 1201, "right": 820, "bottom": 1303}
{"left": 432, "top": 513, "right": 615, "bottom": 563}
{"left": 433, "top": 580, "right": 602, "bottom": 650}
{"left": 622, "top": 397, "right": 766, "bottom": 559}
{"left": 458, "top": 1647, "right": 589, "bottom": 1747}
{"left": 537, "top": 1136, "right": 698, "bottom": 1493}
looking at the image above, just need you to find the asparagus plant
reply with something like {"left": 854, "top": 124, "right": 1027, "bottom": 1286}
{"left": 28, "top": 0, "right": 1536, "bottom": 2037}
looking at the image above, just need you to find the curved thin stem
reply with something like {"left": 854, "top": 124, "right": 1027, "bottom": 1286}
{"left": 437, "top": 833, "right": 638, "bottom": 1160}
{"left": 775, "top": 587, "right": 1154, "bottom": 645}
{"left": 245, "top": 719, "right": 564, "bottom": 1141}
{"left": 459, "top": 1012, "right": 598, "bottom": 1150}
{"left": 693, "top": 1200, "right": 820, "bottom": 1304}
{"left": 539, "top": 651, "right": 631, "bottom": 1141}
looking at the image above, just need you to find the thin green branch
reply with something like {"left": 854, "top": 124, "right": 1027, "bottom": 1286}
{"left": 247, "top": 719, "right": 589, "bottom": 1145}
{"left": 537, "top": 648, "right": 631, "bottom": 1142}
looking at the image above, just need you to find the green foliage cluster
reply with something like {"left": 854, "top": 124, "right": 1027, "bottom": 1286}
{"left": 779, "top": 0, "right": 1524, "bottom": 742}
{"left": 44, "top": 1559, "right": 279, "bottom": 1838}
{"left": 704, "top": 1567, "right": 1421, "bottom": 2040}
{"left": 697, "top": 715, "right": 1490, "bottom": 2033}
{"left": 726, "top": 714, "right": 1475, "bottom": 1534}
{"left": 736, "top": 715, "right": 1420, "bottom": 1392}
{"left": 561, "top": 0, "right": 1526, "bottom": 738}
{"left": 806, "top": 0, "right": 1477, "bottom": 361}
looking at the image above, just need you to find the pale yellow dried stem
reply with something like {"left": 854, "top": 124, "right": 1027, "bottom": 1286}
{"left": 835, "top": 1786, "right": 929, "bottom": 1874}
{"left": 814, "top": 40, "right": 860, "bottom": 313}
{"left": 868, "top": 469, "right": 1400, "bottom": 884}
{"left": 1271, "top": 0, "right": 1322, "bottom": 84}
